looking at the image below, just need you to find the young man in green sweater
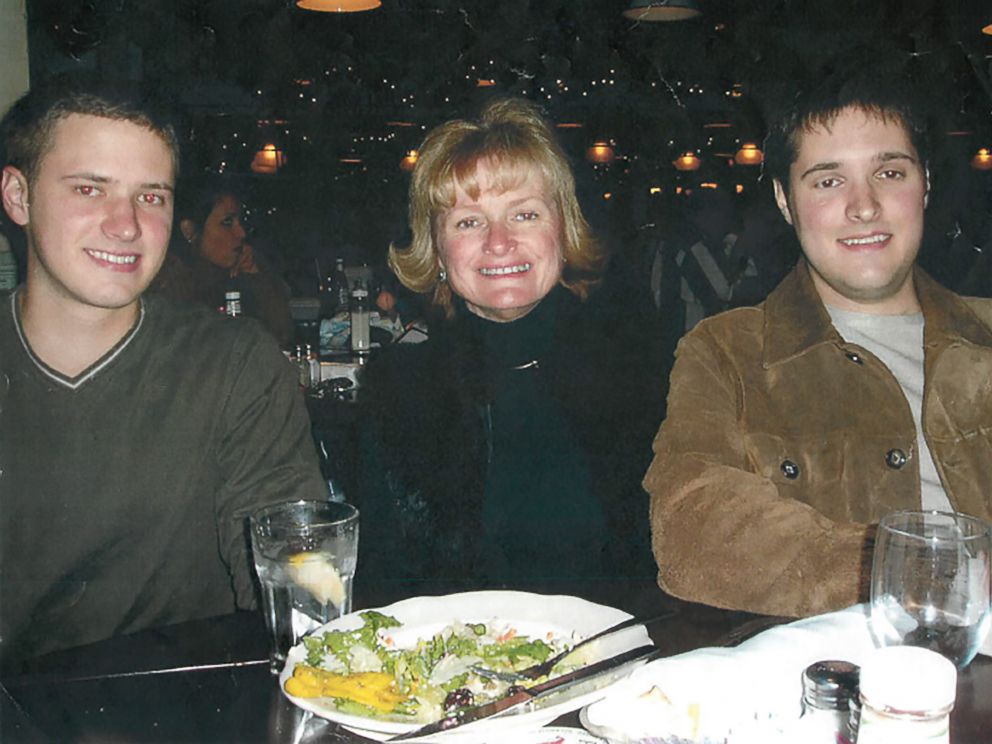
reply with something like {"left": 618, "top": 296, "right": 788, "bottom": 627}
{"left": 0, "top": 76, "right": 325, "bottom": 668}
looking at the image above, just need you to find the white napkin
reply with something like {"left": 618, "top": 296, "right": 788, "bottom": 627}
{"left": 581, "top": 605, "right": 877, "bottom": 744}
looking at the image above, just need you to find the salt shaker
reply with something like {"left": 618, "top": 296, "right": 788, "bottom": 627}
{"left": 855, "top": 646, "right": 956, "bottom": 744}
{"left": 794, "top": 659, "right": 860, "bottom": 743}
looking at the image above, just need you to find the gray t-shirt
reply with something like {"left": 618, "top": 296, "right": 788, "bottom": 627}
{"left": 826, "top": 306, "right": 953, "bottom": 513}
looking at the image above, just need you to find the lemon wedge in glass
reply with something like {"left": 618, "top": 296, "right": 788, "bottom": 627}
{"left": 287, "top": 552, "right": 346, "bottom": 607}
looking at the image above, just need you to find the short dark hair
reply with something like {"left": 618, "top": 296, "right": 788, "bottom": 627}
{"left": 174, "top": 173, "right": 243, "bottom": 231}
{"left": 763, "top": 67, "right": 930, "bottom": 192}
{"left": 1, "top": 73, "right": 180, "bottom": 185}
{"left": 170, "top": 173, "right": 244, "bottom": 261}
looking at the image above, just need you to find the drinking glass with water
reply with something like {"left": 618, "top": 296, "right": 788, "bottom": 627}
{"left": 251, "top": 500, "right": 359, "bottom": 673}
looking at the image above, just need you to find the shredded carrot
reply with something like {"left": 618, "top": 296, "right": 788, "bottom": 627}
{"left": 497, "top": 627, "right": 517, "bottom": 643}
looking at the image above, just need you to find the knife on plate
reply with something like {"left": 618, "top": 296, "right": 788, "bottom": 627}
{"left": 386, "top": 643, "right": 659, "bottom": 741}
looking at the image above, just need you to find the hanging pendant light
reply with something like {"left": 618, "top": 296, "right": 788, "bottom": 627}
{"left": 296, "top": 0, "right": 381, "bottom": 12}
{"left": 399, "top": 150, "right": 418, "bottom": 172}
{"left": 585, "top": 141, "right": 616, "bottom": 164}
{"left": 623, "top": 0, "right": 701, "bottom": 22}
{"left": 251, "top": 144, "right": 286, "bottom": 174}
{"left": 972, "top": 148, "right": 992, "bottom": 171}
{"left": 734, "top": 143, "right": 764, "bottom": 166}
{"left": 673, "top": 152, "right": 701, "bottom": 171}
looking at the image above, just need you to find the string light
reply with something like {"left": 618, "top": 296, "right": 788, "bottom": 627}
{"left": 199, "top": 62, "right": 981, "bottom": 180}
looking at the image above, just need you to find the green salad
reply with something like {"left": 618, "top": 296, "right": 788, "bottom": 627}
{"left": 291, "top": 610, "right": 578, "bottom": 722}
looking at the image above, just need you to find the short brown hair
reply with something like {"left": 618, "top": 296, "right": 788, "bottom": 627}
{"left": 389, "top": 98, "right": 605, "bottom": 317}
{"left": 763, "top": 67, "right": 929, "bottom": 193}
{"left": 1, "top": 73, "right": 180, "bottom": 186}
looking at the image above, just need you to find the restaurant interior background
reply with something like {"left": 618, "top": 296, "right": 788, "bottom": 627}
{"left": 6, "top": 0, "right": 992, "bottom": 299}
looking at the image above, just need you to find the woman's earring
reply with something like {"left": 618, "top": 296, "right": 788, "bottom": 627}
{"left": 439, "top": 268, "right": 447, "bottom": 282}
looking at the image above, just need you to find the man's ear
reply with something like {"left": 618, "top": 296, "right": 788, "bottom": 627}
{"left": 179, "top": 218, "right": 197, "bottom": 243}
{"left": 772, "top": 179, "right": 793, "bottom": 226}
{"left": 1, "top": 166, "right": 30, "bottom": 227}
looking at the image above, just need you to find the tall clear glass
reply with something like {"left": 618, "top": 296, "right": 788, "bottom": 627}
{"left": 251, "top": 500, "right": 359, "bottom": 673}
{"left": 869, "top": 510, "right": 992, "bottom": 669}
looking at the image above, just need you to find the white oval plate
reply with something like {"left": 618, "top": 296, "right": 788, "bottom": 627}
{"left": 280, "top": 590, "right": 649, "bottom": 740}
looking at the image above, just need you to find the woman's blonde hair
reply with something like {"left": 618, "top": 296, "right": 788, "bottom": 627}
{"left": 388, "top": 98, "right": 605, "bottom": 318}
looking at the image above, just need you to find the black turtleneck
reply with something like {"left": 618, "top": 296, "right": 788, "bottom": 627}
{"left": 463, "top": 290, "right": 609, "bottom": 580}
{"left": 359, "top": 272, "right": 666, "bottom": 583}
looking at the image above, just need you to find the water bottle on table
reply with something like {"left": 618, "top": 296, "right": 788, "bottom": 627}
{"left": 349, "top": 280, "right": 371, "bottom": 355}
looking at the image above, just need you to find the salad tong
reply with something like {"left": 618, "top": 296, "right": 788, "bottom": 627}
{"left": 470, "top": 608, "right": 677, "bottom": 683}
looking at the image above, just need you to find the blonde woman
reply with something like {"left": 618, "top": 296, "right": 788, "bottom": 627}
{"left": 358, "top": 98, "right": 666, "bottom": 584}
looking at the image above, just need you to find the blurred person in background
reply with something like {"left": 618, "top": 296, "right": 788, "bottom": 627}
{"left": 655, "top": 187, "right": 763, "bottom": 337}
{"left": 357, "top": 98, "right": 666, "bottom": 584}
{"left": 152, "top": 174, "right": 293, "bottom": 347}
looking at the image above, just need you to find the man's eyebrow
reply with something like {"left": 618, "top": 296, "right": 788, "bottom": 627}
{"left": 878, "top": 151, "right": 918, "bottom": 164}
{"left": 61, "top": 173, "right": 174, "bottom": 191}
{"left": 799, "top": 162, "right": 840, "bottom": 180}
{"left": 62, "top": 172, "right": 111, "bottom": 183}
{"left": 799, "top": 151, "right": 919, "bottom": 181}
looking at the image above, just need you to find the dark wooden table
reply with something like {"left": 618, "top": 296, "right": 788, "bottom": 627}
{"left": 3, "top": 578, "right": 989, "bottom": 743}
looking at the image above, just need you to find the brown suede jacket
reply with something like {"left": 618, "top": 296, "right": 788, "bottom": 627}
{"left": 645, "top": 261, "right": 992, "bottom": 618}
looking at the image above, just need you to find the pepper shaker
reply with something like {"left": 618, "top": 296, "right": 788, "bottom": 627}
{"left": 794, "top": 659, "right": 860, "bottom": 743}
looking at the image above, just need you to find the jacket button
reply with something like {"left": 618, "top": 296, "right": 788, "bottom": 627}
{"left": 781, "top": 460, "right": 800, "bottom": 479}
{"left": 885, "top": 449, "right": 908, "bottom": 469}
{"left": 845, "top": 352, "right": 864, "bottom": 365}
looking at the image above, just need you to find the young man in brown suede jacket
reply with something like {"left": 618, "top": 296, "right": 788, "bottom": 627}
{"left": 644, "top": 68, "right": 992, "bottom": 619}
